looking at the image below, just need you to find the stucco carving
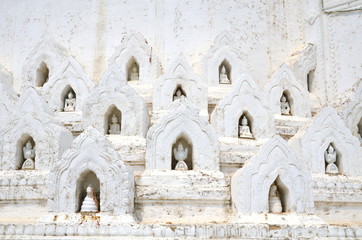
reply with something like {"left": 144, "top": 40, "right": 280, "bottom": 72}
{"left": 0, "top": 88, "right": 73, "bottom": 170}
{"left": 231, "top": 136, "right": 314, "bottom": 215}
{"left": 290, "top": 106, "right": 362, "bottom": 176}
{"left": 286, "top": 44, "right": 317, "bottom": 91}
{"left": 109, "top": 32, "right": 158, "bottom": 83}
{"left": 48, "top": 127, "right": 135, "bottom": 216}
{"left": 211, "top": 73, "right": 275, "bottom": 138}
{"left": 153, "top": 54, "right": 207, "bottom": 116}
{"left": 203, "top": 32, "right": 246, "bottom": 85}
{"left": 264, "top": 64, "right": 311, "bottom": 117}
{"left": 21, "top": 37, "right": 68, "bottom": 90}
{"left": 146, "top": 98, "right": 219, "bottom": 170}
{"left": 343, "top": 80, "right": 362, "bottom": 142}
{"left": 83, "top": 62, "right": 149, "bottom": 136}
{"left": 0, "top": 67, "right": 17, "bottom": 126}
{"left": 42, "top": 56, "right": 94, "bottom": 112}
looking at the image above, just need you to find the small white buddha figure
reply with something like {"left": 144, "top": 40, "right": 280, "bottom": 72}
{"left": 130, "top": 63, "right": 139, "bottom": 81}
{"left": 108, "top": 114, "right": 121, "bottom": 134}
{"left": 80, "top": 185, "right": 99, "bottom": 213}
{"left": 239, "top": 116, "right": 253, "bottom": 138}
{"left": 64, "top": 91, "right": 76, "bottom": 112}
{"left": 21, "top": 141, "right": 35, "bottom": 170}
{"left": 173, "top": 142, "right": 189, "bottom": 171}
{"left": 268, "top": 183, "right": 282, "bottom": 214}
{"left": 173, "top": 89, "right": 185, "bottom": 101}
{"left": 219, "top": 65, "right": 231, "bottom": 84}
{"left": 324, "top": 144, "right": 339, "bottom": 174}
{"left": 280, "top": 95, "right": 291, "bottom": 115}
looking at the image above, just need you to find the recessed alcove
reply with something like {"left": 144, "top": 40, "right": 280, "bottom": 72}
{"left": 219, "top": 59, "right": 231, "bottom": 84}
{"left": 238, "top": 111, "right": 254, "bottom": 139}
{"left": 173, "top": 85, "right": 186, "bottom": 101}
{"left": 104, "top": 105, "right": 122, "bottom": 135}
{"left": 126, "top": 57, "right": 140, "bottom": 81}
{"left": 268, "top": 176, "right": 290, "bottom": 213}
{"left": 16, "top": 134, "right": 35, "bottom": 170}
{"left": 76, "top": 171, "right": 100, "bottom": 213}
{"left": 280, "top": 90, "right": 293, "bottom": 115}
{"left": 171, "top": 135, "right": 193, "bottom": 170}
{"left": 324, "top": 142, "right": 341, "bottom": 174}
{"left": 358, "top": 118, "right": 362, "bottom": 138}
{"left": 35, "top": 62, "right": 49, "bottom": 87}
{"left": 60, "top": 85, "right": 76, "bottom": 112}
{"left": 307, "top": 70, "right": 315, "bottom": 93}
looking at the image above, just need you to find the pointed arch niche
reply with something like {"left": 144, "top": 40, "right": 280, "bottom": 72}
{"left": 290, "top": 106, "right": 362, "bottom": 176}
{"left": 211, "top": 73, "right": 275, "bottom": 139}
{"left": 16, "top": 134, "right": 36, "bottom": 170}
{"left": 268, "top": 176, "right": 290, "bottom": 213}
{"left": 219, "top": 59, "right": 232, "bottom": 84}
{"left": 153, "top": 55, "right": 207, "bottom": 116}
{"left": 104, "top": 105, "right": 122, "bottom": 135}
{"left": 60, "top": 85, "right": 76, "bottom": 112}
{"left": 0, "top": 88, "right": 73, "bottom": 171}
{"left": 280, "top": 90, "right": 294, "bottom": 115}
{"left": 35, "top": 62, "right": 49, "bottom": 87}
{"left": 172, "top": 85, "right": 187, "bottom": 101}
{"left": 42, "top": 56, "right": 94, "bottom": 112}
{"left": 76, "top": 171, "right": 100, "bottom": 212}
{"left": 203, "top": 32, "right": 245, "bottom": 85}
{"left": 264, "top": 64, "right": 311, "bottom": 118}
{"left": 126, "top": 56, "right": 140, "bottom": 81}
{"left": 49, "top": 127, "right": 135, "bottom": 216}
{"left": 171, "top": 134, "right": 193, "bottom": 170}
{"left": 324, "top": 142, "right": 342, "bottom": 174}
{"left": 109, "top": 32, "right": 158, "bottom": 83}
{"left": 83, "top": 63, "right": 149, "bottom": 137}
{"left": 146, "top": 99, "right": 219, "bottom": 171}
{"left": 231, "top": 136, "right": 313, "bottom": 215}
{"left": 238, "top": 111, "right": 254, "bottom": 138}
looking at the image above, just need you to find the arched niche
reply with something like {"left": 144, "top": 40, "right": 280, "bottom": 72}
{"left": 289, "top": 106, "right": 361, "bottom": 176}
{"left": 219, "top": 59, "right": 231, "bottom": 84}
{"left": 280, "top": 90, "right": 293, "bottom": 116}
{"left": 76, "top": 171, "right": 100, "bottom": 212}
{"left": 358, "top": 118, "right": 362, "bottom": 138}
{"left": 35, "top": 62, "right": 49, "bottom": 87}
{"left": 16, "top": 134, "right": 35, "bottom": 170}
{"left": 238, "top": 111, "right": 254, "bottom": 139}
{"left": 307, "top": 70, "right": 315, "bottom": 93}
{"left": 173, "top": 85, "right": 187, "bottom": 101}
{"left": 60, "top": 85, "right": 76, "bottom": 112}
{"left": 264, "top": 64, "right": 311, "bottom": 118}
{"left": 231, "top": 136, "right": 314, "bottom": 215}
{"left": 126, "top": 56, "right": 140, "bottom": 81}
{"left": 324, "top": 142, "right": 341, "bottom": 174}
{"left": 268, "top": 176, "right": 290, "bottom": 213}
{"left": 171, "top": 135, "right": 193, "bottom": 170}
{"left": 104, "top": 105, "right": 122, "bottom": 135}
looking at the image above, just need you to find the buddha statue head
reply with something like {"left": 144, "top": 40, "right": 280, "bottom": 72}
{"left": 132, "top": 64, "right": 138, "bottom": 73}
{"left": 328, "top": 144, "right": 335, "bottom": 154}
{"left": 221, "top": 65, "right": 226, "bottom": 74}
{"left": 111, "top": 114, "right": 119, "bottom": 124}
{"left": 241, "top": 116, "right": 248, "bottom": 126}
{"left": 281, "top": 95, "right": 287, "bottom": 103}
{"left": 25, "top": 141, "right": 32, "bottom": 149}
{"left": 68, "top": 91, "right": 74, "bottom": 100}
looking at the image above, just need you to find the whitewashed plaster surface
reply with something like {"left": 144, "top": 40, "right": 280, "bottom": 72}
{"left": 0, "top": 0, "right": 362, "bottom": 239}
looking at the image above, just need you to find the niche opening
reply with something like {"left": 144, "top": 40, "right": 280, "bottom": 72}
{"left": 16, "top": 134, "right": 36, "bottom": 170}
{"left": 76, "top": 171, "right": 100, "bottom": 213}
{"left": 238, "top": 111, "right": 253, "bottom": 139}
{"left": 280, "top": 90, "right": 293, "bottom": 116}
{"left": 60, "top": 85, "right": 76, "bottom": 112}
{"left": 324, "top": 142, "right": 341, "bottom": 174}
{"left": 307, "top": 70, "right": 315, "bottom": 93}
{"left": 36, "top": 62, "right": 49, "bottom": 87}
{"left": 126, "top": 57, "right": 140, "bottom": 81}
{"left": 104, "top": 105, "right": 122, "bottom": 135}
{"left": 358, "top": 118, "right": 362, "bottom": 138}
{"left": 173, "top": 85, "right": 186, "bottom": 101}
{"left": 219, "top": 59, "right": 231, "bottom": 84}
{"left": 171, "top": 135, "right": 193, "bottom": 170}
{"left": 268, "top": 176, "right": 290, "bottom": 213}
